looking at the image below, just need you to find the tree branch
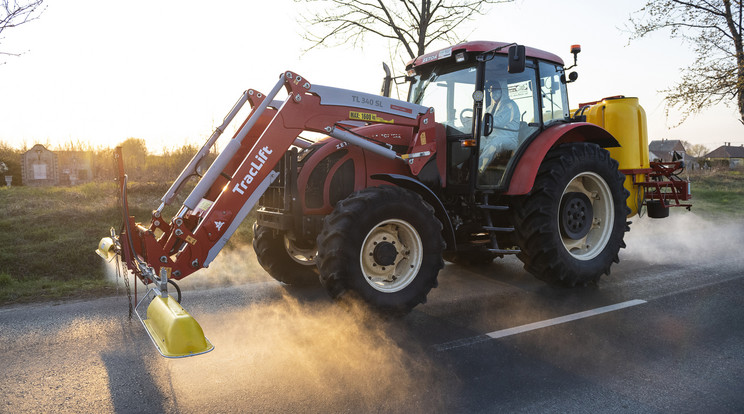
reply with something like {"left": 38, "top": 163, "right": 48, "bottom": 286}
{"left": 0, "top": 0, "right": 44, "bottom": 60}
{"left": 629, "top": 0, "right": 744, "bottom": 125}
{"left": 296, "top": 0, "right": 513, "bottom": 60}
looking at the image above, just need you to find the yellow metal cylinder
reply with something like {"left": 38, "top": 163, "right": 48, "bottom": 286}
{"left": 581, "top": 97, "right": 648, "bottom": 217}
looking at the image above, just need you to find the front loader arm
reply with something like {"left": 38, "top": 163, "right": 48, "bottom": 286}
{"left": 97, "top": 70, "right": 440, "bottom": 358}
{"left": 113, "top": 71, "right": 438, "bottom": 285}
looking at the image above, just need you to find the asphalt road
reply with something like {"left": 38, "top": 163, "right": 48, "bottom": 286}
{"left": 1, "top": 212, "right": 743, "bottom": 413}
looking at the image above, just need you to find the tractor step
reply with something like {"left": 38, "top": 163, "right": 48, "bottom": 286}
{"left": 477, "top": 204, "right": 510, "bottom": 211}
{"left": 488, "top": 248, "right": 521, "bottom": 255}
{"left": 483, "top": 226, "right": 515, "bottom": 233}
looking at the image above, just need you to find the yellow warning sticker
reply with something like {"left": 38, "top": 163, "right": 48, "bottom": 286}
{"left": 349, "top": 111, "right": 394, "bottom": 124}
{"left": 420, "top": 132, "right": 427, "bottom": 145}
{"left": 186, "top": 235, "right": 197, "bottom": 245}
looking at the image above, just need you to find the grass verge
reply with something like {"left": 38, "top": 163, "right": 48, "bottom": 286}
{"left": 685, "top": 169, "right": 744, "bottom": 220}
{"left": 0, "top": 181, "right": 254, "bottom": 306}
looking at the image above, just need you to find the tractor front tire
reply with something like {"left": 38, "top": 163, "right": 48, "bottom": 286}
{"left": 513, "top": 143, "right": 629, "bottom": 286}
{"left": 316, "top": 186, "right": 445, "bottom": 315}
{"left": 252, "top": 223, "right": 319, "bottom": 286}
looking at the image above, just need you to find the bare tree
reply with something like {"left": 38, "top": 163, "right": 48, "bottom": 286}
{"left": 296, "top": 0, "right": 513, "bottom": 61}
{"left": 1, "top": 0, "right": 44, "bottom": 60}
{"left": 628, "top": 0, "right": 744, "bottom": 126}
{"left": 682, "top": 140, "right": 710, "bottom": 158}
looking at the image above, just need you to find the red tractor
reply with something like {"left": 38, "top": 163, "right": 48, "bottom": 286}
{"left": 98, "top": 41, "right": 691, "bottom": 357}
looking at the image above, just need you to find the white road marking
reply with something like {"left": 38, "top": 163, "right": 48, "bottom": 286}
{"left": 486, "top": 299, "right": 647, "bottom": 339}
{"left": 435, "top": 299, "right": 647, "bottom": 351}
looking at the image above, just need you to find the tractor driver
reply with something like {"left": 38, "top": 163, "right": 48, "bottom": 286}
{"left": 479, "top": 79, "right": 520, "bottom": 173}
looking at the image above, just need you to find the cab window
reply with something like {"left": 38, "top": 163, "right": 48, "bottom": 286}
{"left": 539, "top": 61, "right": 569, "bottom": 125}
{"left": 408, "top": 63, "right": 479, "bottom": 187}
{"left": 408, "top": 64, "right": 477, "bottom": 134}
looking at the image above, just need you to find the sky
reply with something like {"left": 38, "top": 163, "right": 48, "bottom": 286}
{"left": 1, "top": 0, "right": 742, "bottom": 154}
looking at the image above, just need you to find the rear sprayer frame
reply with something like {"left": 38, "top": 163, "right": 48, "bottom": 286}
{"left": 623, "top": 160, "right": 692, "bottom": 218}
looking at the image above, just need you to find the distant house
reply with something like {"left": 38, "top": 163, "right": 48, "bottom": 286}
{"left": 705, "top": 143, "right": 744, "bottom": 168}
{"left": 21, "top": 144, "right": 59, "bottom": 186}
{"left": 649, "top": 139, "right": 687, "bottom": 162}
{"left": 20, "top": 144, "right": 96, "bottom": 186}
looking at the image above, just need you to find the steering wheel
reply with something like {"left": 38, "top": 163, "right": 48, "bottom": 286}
{"left": 459, "top": 108, "right": 474, "bottom": 127}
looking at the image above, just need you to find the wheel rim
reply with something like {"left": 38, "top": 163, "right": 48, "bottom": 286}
{"left": 558, "top": 172, "right": 614, "bottom": 261}
{"left": 284, "top": 236, "right": 317, "bottom": 265}
{"left": 360, "top": 219, "right": 423, "bottom": 293}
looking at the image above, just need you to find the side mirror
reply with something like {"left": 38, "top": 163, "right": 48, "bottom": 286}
{"left": 507, "top": 45, "right": 526, "bottom": 74}
{"left": 483, "top": 113, "right": 494, "bottom": 137}
{"left": 561, "top": 71, "right": 579, "bottom": 83}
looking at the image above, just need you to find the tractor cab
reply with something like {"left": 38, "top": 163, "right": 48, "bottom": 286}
{"left": 405, "top": 41, "right": 569, "bottom": 190}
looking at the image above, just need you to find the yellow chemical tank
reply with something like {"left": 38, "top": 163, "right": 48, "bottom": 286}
{"left": 578, "top": 96, "right": 648, "bottom": 217}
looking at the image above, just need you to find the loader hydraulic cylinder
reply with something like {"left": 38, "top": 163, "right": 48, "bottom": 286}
{"left": 181, "top": 75, "right": 286, "bottom": 215}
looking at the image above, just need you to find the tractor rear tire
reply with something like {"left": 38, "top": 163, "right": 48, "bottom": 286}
{"left": 513, "top": 143, "right": 629, "bottom": 286}
{"left": 316, "top": 186, "right": 445, "bottom": 315}
{"left": 252, "top": 223, "right": 319, "bottom": 286}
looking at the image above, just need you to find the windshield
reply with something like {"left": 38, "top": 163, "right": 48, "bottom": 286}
{"left": 408, "top": 64, "right": 477, "bottom": 134}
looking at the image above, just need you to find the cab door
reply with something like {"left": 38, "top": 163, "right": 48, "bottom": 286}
{"left": 476, "top": 57, "right": 540, "bottom": 189}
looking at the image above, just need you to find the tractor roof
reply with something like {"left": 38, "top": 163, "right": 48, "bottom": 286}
{"left": 406, "top": 41, "right": 564, "bottom": 70}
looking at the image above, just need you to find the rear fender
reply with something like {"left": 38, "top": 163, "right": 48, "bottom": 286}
{"left": 506, "top": 123, "right": 620, "bottom": 195}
